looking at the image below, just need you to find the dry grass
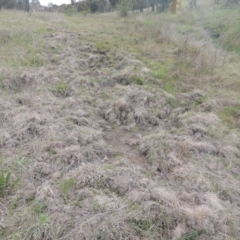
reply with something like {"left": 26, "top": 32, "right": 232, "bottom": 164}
{"left": 0, "top": 5, "right": 240, "bottom": 240}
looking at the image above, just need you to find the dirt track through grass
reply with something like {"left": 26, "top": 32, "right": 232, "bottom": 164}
{"left": 0, "top": 8, "right": 240, "bottom": 240}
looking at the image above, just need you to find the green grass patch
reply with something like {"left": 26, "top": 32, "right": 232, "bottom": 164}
{"left": 32, "top": 201, "right": 48, "bottom": 214}
{"left": 133, "top": 75, "right": 144, "bottom": 85}
{"left": 153, "top": 66, "right": 169, "bottom": 80}
{"left": 95, "top": 41, "right": 110, "bottom": 53}
{"left": 0, "top": 171, "right": 20, "bottom": 197}
{"left": 60, "top": 178, "right": 75, "bottom": 201}
{"left": 219, "top": 105, "right": 240, "bottom": 129}
{"left": 51, "top": 80, "right": 72, "bottom": 98}
{"left": 130, "top": 218, "right": 155, "bottom": 233}
{"left": 205, "top": 9, "right": 240, "bottom": 54}
{"left": 163, "top": 81, "right": 175, "bottom": 94}
{"left": 181, "top": 229, "right": 207, "bottom": 240}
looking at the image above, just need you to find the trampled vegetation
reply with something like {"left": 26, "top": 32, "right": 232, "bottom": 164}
{"left": 0, "top": 0, "right": 240, "bottom": 239}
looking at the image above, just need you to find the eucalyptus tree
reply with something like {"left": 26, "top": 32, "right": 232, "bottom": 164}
{"left": 0, "top": 0, "right": 29, "bottom": 10}
{"left": 189, "top": 0, "right": 197, "bottom": 9}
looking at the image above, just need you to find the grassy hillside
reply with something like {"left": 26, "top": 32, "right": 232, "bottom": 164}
{"left": 0, "top": 5, "right": 240, "bottom": 240}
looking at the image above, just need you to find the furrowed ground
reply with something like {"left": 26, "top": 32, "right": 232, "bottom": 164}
{"left": 0, "top": 4, "right": 240, "bottom": 240}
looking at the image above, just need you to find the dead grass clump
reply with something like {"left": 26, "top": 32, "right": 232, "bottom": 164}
{"left": 112, "top": 68, "right": 134, "bottom": 85}
{"left": 12, "top": 212, "right": 54, "bottom": 240}
{"left": 77, "top": 126, "right": 103, "bottom": 145}
{"left": 0, "top": 29, "right": 11, "bottom": 44}
{"left": 43, "top": 127, "right": 108, "bottom": 169}
{"left": 68, "top": 116, "right": 91, "bottom": 127}
{"left": 181, "top": 205, "right": 216, "bottom": 234}
{"left": 180, "top": 112, "right": 220, "bottom": 127}
{"left": 113, "top": 97, "right": 134, "bottom": 125}
{"left": 2, "top": 77, "right": 27, "bottom": 93}
{"left": 50, "top": 80, "right": 73, "bottom": 98}
{"left": 0, "top": 120, "right": 43, "bottom": 152}
{"left": 185, "top": 89, "right": 205, "bottom": 105}
{"left": 178, "top": 138, "right": 218, "bottom": 156}
{"left": 66, "top": 164, "right": 109, "bottom": 190}
{"left": 1, "top": 70, "right": 53, "bottom": 92}
{"left": 150, "top": 186, "right": 179, "bottom": 208}
{"left": 178, "top": 112, "right": 221, "bottom": 139}
{"left": 57, "top": 143, "right": 106, "bottom": 170}
{"left": 139, "top": 131, "right": 178, "bottom": 173}
{"left": 83, "top": 141, "right": 109, "bottom": 160}
{"left": 6, "top": 111, "right": 44, "bottom": 144}
{"left": 181, "top": 192, "right": 232, "bottom": 239}
{"left": 108, "top": 168, "right": 140, "bottom": 196}
{"left": 134, "top": 183, "right": 232, "bottom": 239}
{"left": 175, "top": 37, "right": 217, "bottom": 75}
{"left": 33, "top": 162, "right": 52, "bottom": 178}
{"left": 54, "top": 145, "right": 83, "bottom": 168}
{"left": 104, "top": 87, "right": 160, "bottom": 126}
{"left": 124, "top": 186, "right": 220, "bottom": 239}
{"left": 88, "top": 53, "right": 106, "bottom": 68}
{"left": 94, "top": 223, "right": 136, "bottom": 240}
{"left": 114, "top": 52, "right": 143, "bottom": 71}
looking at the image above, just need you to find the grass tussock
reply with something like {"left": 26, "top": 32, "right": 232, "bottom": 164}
{"left": 205, "top": 8, "right": 240, "bottom": 54}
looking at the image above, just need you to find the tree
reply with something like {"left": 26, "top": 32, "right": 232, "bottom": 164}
{"left": 171, "top": 0, "right": 177, "bottom": 13}
{"left": 89, "top": 0, "right": 98, "bottom": 12}
{"left": 157, "top": 0, "right": 170, "bottom": 12}
{"left": 117, "top": 0, "right": 129, "bottom": 17}
{"left": 31, "top": 0, "right": 41, "bottom": 11}
{"left": 131, "top": 0, "right": 144, "bottom": 13}
{"left": 189, "top": 0, "right": 197, "bottom": 9}
{"left": 109, "top": 0, "right": 119, "bottom": 7}
{"left": 150, "top": 2, "right": 154, "bottom": 11}
{"left": 16, "top": 0, "right": 25, "bottom": 9}
{"left": 25, "top": 0, "right": 30, "bottom": 11}
{"left": 225, "top": 0, "right": 240, "bottom": 5}
{"left": 0, "top": 0, "right": 32, "bottom": 10}
{"left": 0, "top": 0, "right": 11, "bottom": 9}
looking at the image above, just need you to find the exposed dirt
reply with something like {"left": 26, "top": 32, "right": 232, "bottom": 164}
{"left": 103, "top": 126, "right": 148, "bottom": 165}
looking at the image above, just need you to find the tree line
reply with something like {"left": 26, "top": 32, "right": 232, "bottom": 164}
{"left": 0, "top": 0, "right": 41, "bottom": 11}
{"left": 74, "top": 0, "right": 178, "bottom": 13}
{"left": 0, "top": 0, "right": 239, "bottom": 13}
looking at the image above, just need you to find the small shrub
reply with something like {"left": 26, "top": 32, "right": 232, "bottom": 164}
{"left": 117, "top": 0, "right": 130, "bottom": 18}
{"left": 89, "top": 1, "right": 98, "bottom": 13}
{"left": 63, "top": 5, "right": 77, "bottom": 16}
